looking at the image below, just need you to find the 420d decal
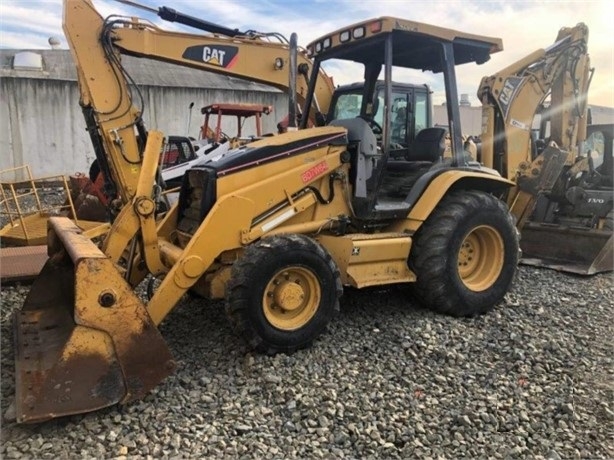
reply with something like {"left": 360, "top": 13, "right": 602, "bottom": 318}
{"left": 182, "top": 45, "right": 239, "bottom": 68}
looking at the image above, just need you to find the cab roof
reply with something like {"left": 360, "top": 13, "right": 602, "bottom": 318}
{"left": 307, "top": 17, "right": 503, "bottom": 72}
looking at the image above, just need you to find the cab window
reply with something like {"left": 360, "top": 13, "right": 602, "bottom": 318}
{"left": 333, "top": 93, "right": 363, "bottom": 120}
{"left": 414, "top": 92, "right": 428, "bottom": 134}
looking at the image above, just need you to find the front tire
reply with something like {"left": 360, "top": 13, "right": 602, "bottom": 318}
{"left": 409, "top": 190, "right": 519, "bottom": 316}
{"left": 226, "top": 234, "right": 342, "bottom": 354}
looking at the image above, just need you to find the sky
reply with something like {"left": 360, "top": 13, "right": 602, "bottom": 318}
{"left": 1, "top": 0, "right": 613, "bottom": 108}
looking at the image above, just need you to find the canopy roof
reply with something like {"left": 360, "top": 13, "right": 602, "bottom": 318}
{"left": 308, "top": 17, "right": 503, "bottom": 72}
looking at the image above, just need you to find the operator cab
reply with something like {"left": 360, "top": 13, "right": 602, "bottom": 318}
{"left": 302, "top": 18, "right": 502, "bottom": 222}
{"left": 327, "top": 80, "right": 432, "bottom": 158}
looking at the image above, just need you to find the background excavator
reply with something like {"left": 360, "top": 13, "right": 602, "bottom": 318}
{"left": 518, "top": 120, "right": 613, "bottom": 274}
{"left": 10, "top": 0, "right": 605, "bottom": 424}
{"left": 476, "top": 23, "right": 612, "bottom": 274}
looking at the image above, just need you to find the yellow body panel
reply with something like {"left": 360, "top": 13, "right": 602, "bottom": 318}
{"left": 317, "top": 233, "right": 415, "bottom": 288}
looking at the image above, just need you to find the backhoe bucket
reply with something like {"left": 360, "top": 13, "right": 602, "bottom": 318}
{"left": 14, "top": 217, "right": 176, "bottom": 423}
{"left": 520, "top": 223, "right": 613, "bottom": 275}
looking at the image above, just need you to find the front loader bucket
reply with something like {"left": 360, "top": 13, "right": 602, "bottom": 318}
{"left": 520, "top": 222, "right": 613, "bottom": 275}
{"left": 14, "top": 217, "right": 176, "bottom": 423}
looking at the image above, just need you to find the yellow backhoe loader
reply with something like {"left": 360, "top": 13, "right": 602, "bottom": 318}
{"left": 10, "top": 0, "right": 592, "bottom": 423}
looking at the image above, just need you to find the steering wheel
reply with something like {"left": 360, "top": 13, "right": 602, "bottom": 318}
{"left": 218, "top": 131, "right": 231, "bottom": 143}
{"left": 357, "top": 115, "right": 383, "bottom": 135}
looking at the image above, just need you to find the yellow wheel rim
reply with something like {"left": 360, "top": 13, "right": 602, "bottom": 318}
{"left": 263, "top": 267, "right": 321, "bottom": 331}
{"left": 457, "top": 225, "right": 504, "bottom": 292}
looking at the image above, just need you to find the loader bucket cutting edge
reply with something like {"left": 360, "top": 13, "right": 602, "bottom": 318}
{"left": 519, "top": 223, "right": 613, "bottom": 275}
{"left": 14, "top": 217, "right": 176, "bottom": 423}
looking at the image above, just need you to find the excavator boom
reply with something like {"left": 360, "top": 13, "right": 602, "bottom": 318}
{"left": 106, "top": 3, "right": 334, "bottom": 120}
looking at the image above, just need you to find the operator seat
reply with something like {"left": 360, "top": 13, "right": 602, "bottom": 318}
{"left": 328, "top": 118, "right": 379, "bottom": 198}
{"left": 378, "top": 127, "right": 447, "bottom": 203}
{"left": 387, "top": 127, "right": 447, "bottom": 173}
{"left": 406, "top": 127, "right": 447, "bottom": 162}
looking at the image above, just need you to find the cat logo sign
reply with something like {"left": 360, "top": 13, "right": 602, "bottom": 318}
{"left": 182, "top": 45, "right": 239, "bottom": 68}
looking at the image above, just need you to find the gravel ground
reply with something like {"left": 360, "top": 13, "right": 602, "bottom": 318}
{"left": 1, "top": 189, "right": 613, "bottom": 458}
{"left": 1, "top": 265, "right": 613, "bottom": 459}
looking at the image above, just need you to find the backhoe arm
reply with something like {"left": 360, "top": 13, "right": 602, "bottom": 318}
{"left": 111, "top": 23, "right": 334, "bottom": 113}
{"left": 65, "top": 0, "right": 334, "bottom": 199}
{"left": 478, "top": 23, "right": 591, "bottom": 180}
{"left": 97, "top": 1, "right": 333, "bottom": 120}
{"left": 65, "top": 0, "right": 146, "bottom": 203}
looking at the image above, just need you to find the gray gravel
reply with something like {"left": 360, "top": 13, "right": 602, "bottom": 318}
{"left": 1, "top": 264, "right": 613, "bottom": 459}
{"left": 1, "top": 189, "right": 613, "bottom": 458}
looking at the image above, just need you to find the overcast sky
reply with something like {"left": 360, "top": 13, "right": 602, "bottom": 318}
{"left": 1, "top": 0, "right": 612, "bottom": 108}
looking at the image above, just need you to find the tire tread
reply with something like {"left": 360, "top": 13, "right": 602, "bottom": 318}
{"left": 409, "top": 190, "right": 518, "bottom": 317}
{"left": 226, "top": 234, "right": 341, "bottom": 354}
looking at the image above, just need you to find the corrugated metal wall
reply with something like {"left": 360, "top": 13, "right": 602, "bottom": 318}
{"left": 0, "top": 77, "right": 287, "bottom": 180}
{"left": 4, "top": 75, "right": 611, "bottom": 181}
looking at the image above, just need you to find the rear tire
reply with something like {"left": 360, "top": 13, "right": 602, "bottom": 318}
{"left": 409, "top": 190, "right": 519, "bottom": 316}
{"left": 226, "top": 234, "right": 342, "bottom": 354}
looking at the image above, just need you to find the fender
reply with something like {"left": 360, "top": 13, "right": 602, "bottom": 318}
{"left": 400, "top": 169, "right": 514, "bottom": 232}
